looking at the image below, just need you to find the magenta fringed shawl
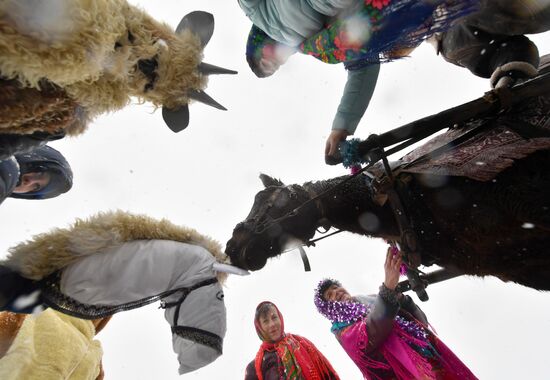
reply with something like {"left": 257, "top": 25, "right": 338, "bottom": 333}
{"left": 336, "top": 318, "right": 477, "bottom": 380}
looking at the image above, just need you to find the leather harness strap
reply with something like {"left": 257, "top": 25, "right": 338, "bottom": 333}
{"left": 159, "top": 277, "right": 223, "bottom": 354}
{"left": 369, "top": 136, "right": 429, "bottom": 300}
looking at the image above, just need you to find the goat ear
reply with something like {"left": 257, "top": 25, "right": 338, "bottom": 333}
{"left": 176, "top": 11, "right": 214, "bottom": 48}
{"left": 162, "top": 105, "right": 189, "bottom": 132}
{"left": 259, "top": 173, "right": 285, "bottom": 188}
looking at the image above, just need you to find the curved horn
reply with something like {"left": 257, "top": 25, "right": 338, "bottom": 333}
{"left": 162, "top": 105, "right": 190, "bottom": 133}
{"left": 198, "top": 62, "right": 238, "bottom": 76}
{"left": 188, "top": 89, "right": 227, "bottom": 110}
{"left": 176, "top": 11, "right": 214, "bottom": 48}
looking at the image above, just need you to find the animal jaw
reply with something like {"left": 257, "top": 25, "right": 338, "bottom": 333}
{"left": 225, "top": 176, "right": 323, "bottom": 271}
{"left": 225, "top": 216, "right": 279, "bottom": 271}
{"left": 226, "top": 225, "right": 311, "bottom": 271}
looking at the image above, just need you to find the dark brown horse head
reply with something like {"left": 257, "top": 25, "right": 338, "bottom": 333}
{"left": 225, "top": 174, "right": 320, "bottom": 271}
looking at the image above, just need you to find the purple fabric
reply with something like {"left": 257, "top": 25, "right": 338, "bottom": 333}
{"left": 336, "top": 318, "right": 478, "bottom": 380}
{"left": 338, "top": 318, "right": 429, "bottom": 380}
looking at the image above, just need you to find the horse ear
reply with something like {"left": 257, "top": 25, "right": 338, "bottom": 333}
{"left": 259, "top": 173, "right": 285, "bottom": 188}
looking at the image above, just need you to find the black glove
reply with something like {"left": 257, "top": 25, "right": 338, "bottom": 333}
{"left": 0, "top": 265, "right": 43, "bottom": 313}
{"left": 0, "top": 130, "right": 66, "bottom": 161}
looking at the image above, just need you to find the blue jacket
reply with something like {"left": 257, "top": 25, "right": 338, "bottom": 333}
{"left": 0, "top": 157, "right": 19, "bottom": 205}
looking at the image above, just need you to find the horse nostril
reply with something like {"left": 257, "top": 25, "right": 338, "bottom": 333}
{"left": 249, "top": 254, "right": 268, "bottom": 271}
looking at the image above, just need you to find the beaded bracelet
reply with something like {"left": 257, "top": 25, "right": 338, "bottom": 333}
{"left": 379, "top": 283, "right": 399, "bottom": 305}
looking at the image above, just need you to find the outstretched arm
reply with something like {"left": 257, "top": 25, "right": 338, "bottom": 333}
{"left": 362, "top": 248, "right": 402, "bottom": 353}
{"left": 326, "top": 63, "right": 380, "bottom": 159}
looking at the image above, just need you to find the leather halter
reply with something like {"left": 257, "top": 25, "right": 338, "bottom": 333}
{"left": 367, "top": 136, "right": 435, "bottom": 301}
{"left": 251, "top": 188, "right": 286, "bottom": 234}
{"left": 243, "top": 185, "right": 319, "bottom": 271}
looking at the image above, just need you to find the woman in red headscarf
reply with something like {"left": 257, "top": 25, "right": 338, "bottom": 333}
{"left": 245, "top": 301, "right": 340, "bottom": 380}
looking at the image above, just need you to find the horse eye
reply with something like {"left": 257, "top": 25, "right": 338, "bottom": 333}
{"left": 289, "top": 192, "right": 297, "bottom": 199}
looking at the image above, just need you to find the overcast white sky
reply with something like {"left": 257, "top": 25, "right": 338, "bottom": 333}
{"left": 1, "top": 1, "right": 550, "bottom": 379}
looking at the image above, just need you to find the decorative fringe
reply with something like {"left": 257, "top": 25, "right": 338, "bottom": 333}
{"left": 432, "top": 335, "right": 478, "bottom": 379}
{"left": 335, "top": 315, "right": 474, "bottom": 380}
{"left": 300, "top": 0, "right": 479, "bottom": 66}
{"left": 341, "top": 138, "right": 363, "bottom": 168}
{"left": 255, "top": 334, "right": 340, "bottom": 380}
{"left": 374, "top": 0, "right": 480, "bottom": 61}
{"left": 389, "top": 325, "right": 436, "bottom": 380}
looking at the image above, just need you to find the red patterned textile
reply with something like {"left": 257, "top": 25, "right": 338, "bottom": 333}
{"left": 253, "top": 302, "right": 339, "bottom": 380}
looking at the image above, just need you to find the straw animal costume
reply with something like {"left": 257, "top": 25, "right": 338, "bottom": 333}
{"left": 0, "top": 0, "right": 236, "bottom": 138}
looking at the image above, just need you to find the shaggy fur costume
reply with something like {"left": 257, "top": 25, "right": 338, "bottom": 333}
{"left": 0, "top": 78, "right": 87, "bottom": 136}
{"left": 0, "top": 0, "right": 205, "bottom": 135}
{"left": 2, "top": 210, "right": 229, "bottom": 283}
{"left": 0, "top": 310, "right": 110, "bottom": 380}
{"left": 0, "top": 312, "right": 25, "bottom": 358}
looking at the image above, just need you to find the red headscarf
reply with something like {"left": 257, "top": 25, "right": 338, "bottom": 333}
{"left": 253, "top": 301, "right": 339, "bottom": 380}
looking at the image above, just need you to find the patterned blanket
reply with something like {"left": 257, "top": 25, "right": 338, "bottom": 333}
{"left": 381, "top": 93, "right": 550, "bottom": 182}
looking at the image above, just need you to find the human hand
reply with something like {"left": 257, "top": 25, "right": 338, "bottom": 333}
{"left": 383, "top": 247, "right": 402, "bottom": 290}
{"left": 324, "top": 129, "right": 349, "bottom": 163}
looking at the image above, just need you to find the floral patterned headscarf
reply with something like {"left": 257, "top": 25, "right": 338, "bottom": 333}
{"left": 245, "top": 25, "right": 296, "bottom": 78}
